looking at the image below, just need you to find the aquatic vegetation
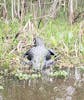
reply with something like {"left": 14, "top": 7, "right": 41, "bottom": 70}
{"left": 50, "top": 70, "right": 68, "bottom": 79}
{"left": 14, "top": 69, "right": 42, "bottom": 80}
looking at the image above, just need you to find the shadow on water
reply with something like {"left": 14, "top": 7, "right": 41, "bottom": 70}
{"left": 0, "top": 67, "right": 84, "bottom": 100}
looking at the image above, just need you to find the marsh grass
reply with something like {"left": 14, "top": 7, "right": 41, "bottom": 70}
{"left": 0, "top": 14, "right": 84, "bottom": 78}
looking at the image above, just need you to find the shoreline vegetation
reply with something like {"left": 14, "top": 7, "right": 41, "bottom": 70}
{"left": 0, "top": 0, "right": 84, "bottom": 80}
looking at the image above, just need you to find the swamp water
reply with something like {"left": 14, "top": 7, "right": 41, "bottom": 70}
{"left": 0, "top": 67, "right": 84, "bottom": 100}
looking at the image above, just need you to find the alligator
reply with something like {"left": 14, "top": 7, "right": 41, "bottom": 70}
{"left": 23, "top": 37, "right": 57, "bottom": 71}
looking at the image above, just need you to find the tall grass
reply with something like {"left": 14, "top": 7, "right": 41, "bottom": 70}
{"left": 0, "top": 14, "right": 84, "bottom": 69}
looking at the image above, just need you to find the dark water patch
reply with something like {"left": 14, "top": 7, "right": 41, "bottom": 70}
{"left": 0, "top": 67, "right": 84, "bottom": 100}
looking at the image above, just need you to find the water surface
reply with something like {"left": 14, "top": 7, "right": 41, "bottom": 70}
{"left": 0, "top": 68, "right": 84, "bottom": 100}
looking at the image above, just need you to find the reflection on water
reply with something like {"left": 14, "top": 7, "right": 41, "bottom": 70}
{"left": 0, "top": 68, "right": 84, "bottom": 100}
